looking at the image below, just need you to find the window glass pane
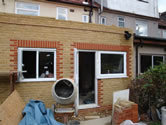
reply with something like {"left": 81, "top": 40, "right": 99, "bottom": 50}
{"left": 101, "top": 54, "right": 124, "bottom": 74}
{"left": 57, "top": 8, "right": 67, "bottom": 20}
{"left": 154, "top": 56, "right": 163, "bottom": 66}
{"left": 82, "top": 15, "right": 89, "bottom": 23}
{"left": 136, "top": 21, "right": 148, "bottom": 36}
{"left": 163, "top": 30, "right": 166, "bottom": 38}
{"left": 22, "top": 51, "right": 36, "bottom": 78}
{"left": 141, "top": 55, "right": 151, "bottom": 73}
{"left": 119, "top": 22, "right": 124, "bottom": 27}
{"left": 118, "top": 17, "right": 124, "bottom": 21}
{"left": 16, "top": 2, "right": 39, "bottom": 10}
{"left": 58, "top": 15, "right": 66, "bottom": 20}
{"left": 101, "top": 17, "right": 106, "bottom": 25}
{"left": 39, "top": 52, "right": 54, "bottom": 78}
{"left": 17, "top": 9, "right": 38, "bottom": 16}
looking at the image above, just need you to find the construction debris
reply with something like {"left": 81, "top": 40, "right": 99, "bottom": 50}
{"left": 112, "top": 99, "right": 139, "bottom": 125}
{"left": 19, "top": 100, "right": 64, "bottom": 125}
{"left": 0, "top": 90, "right": 25, "bottom": 125}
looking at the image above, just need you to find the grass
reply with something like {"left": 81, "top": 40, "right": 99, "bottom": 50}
{"left": 148, "top": 121, "right": 161, "bottom": 125}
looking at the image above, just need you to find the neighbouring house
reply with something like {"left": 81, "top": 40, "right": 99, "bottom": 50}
{"left": 0, "top": 0, "right": 97, "bottom": 23}
{"left": 95, "top": 0, "right": 166, "bottom": 77}
{"left": 0, "top": 12, "right": 133, "bottom": 118}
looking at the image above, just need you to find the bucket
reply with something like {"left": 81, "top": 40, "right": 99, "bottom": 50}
{"left": 161, "top": 106, "right": 166, "bottom": 125}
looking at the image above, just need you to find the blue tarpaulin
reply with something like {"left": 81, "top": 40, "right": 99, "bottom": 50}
{"left": 19, "top": 100, "right": 64, "bottom": 125}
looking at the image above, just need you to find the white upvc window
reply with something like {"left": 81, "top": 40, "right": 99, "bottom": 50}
{"left": 140, "top": 54, "right": 164, "bottom": 73}
{"left": 82, "top": 15, "right": 89, "bottom": 23}
{"left": 96, "top": 51, "right": 127, "bottom": 79}
{"left": 136, "top": 20, "right": 148, "bottom": 36}
{"left": 163, "top": 30, "right": 166, "bottom": 38}
{"left": 18, "top": 48, "right": 56, "bottom": 82}
{"left": 15, "top": 2, "right": 40, "bottom": 16}
{"left": 56, "top": 7, "right": 68, "bottom": 20}
{"left": 118, "top": 16, "right": 125, "bottom": 27}
{"left": 100, "top": 16, "right": 106, "bottom": 25}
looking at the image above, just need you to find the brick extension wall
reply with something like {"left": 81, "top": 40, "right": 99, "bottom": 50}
{"left": 0, "top": 13, "right": 133, "bottom": 114}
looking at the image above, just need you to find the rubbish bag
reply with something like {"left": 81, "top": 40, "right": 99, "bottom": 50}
{"left": 19, "top": 100, "right": 64, "bottom": 125}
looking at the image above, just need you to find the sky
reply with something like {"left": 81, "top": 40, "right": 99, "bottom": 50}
{"left": 158, "top": 0, "right": 166, "bottom": 13}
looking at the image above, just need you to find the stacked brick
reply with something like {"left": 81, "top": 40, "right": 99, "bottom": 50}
{"left": 112, "top": 101, "right": 138, "bottom": 125}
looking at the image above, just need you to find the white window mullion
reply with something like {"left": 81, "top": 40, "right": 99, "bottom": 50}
{"left": 36, "top": 51, "right": 39, "bottom": 79}
{"left": 54, "top": 51, "right": 56, "bottom": 79}
{"left": 124, "top": 52, "right": 127, "bottom": 76}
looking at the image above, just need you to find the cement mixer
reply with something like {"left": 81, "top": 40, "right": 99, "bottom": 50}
{"left": 52, "top": 78, "right": 77, "bottom": 105}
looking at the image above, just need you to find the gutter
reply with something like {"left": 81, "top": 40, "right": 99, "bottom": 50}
{"left": 46, "top": 0, "right": 98, "bottom": 8}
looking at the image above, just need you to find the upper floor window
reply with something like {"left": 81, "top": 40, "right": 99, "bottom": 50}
{"left": 18, "top": 48, "right": 56, "bottom": 82}
{"left": 15, "top": 2, "right": 40, "bottom": 16}
{"left": 82, "top": 15, "right": 89, "bottom": 23}
{"left": 163, "top": 30, "right": 166, "bottom": 38}
{"left": 140, "top": 54, "right": 164, "bottom": 73}
{"left": 136, "top": 20, "right": 148, "bottom": 36}
{"left": 118, "top": 16, "right": 125, "bottom": 27}
{"left": 56, "top": 7, "right": 68, "bottom": 20}
{"left": 100, "top": 16, "right": 106, "bottom": 25}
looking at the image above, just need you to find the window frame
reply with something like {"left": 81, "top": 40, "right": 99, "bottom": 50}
{"left": 118, "top": 16, "right": 125, "bottom": 27}
{"left": 136, "top": 20, "right": 148, "bottom": 36}
{"left": 82, "top": 15, "right": 89, "bottom": 23}
{"left": 15, "top": 2, "right": 40, "bottom": 16}
{"left": 140, "top": 54, "right": 164, "bottom": 73}
{"left": 96, "top": 51, "right": 127, "bottom": 79}
{"left": 100, "top": 16, "right": 107, "bottom": 25}
{"left": 56, "top": 7, "right": 68, "bottom": 20}
{"left": 18, "top": 48, "right": 56, "bottom": 82}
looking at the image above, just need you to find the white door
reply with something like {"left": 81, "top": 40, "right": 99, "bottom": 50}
{"left": 74, "top": 49, "right": 98, "bottom": 109}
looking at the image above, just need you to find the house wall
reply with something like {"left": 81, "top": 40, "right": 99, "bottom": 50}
{"left": 98, "top": 12, "right": 159, "bottom": 37}
{"left": 0, "top": 13, "right": 133, "bottom": 113}
{"left": 105, "top": 0, "right": 159, "bottom": 18}
{"left": 0, "top": 0, "right": 96, "bottom": 23}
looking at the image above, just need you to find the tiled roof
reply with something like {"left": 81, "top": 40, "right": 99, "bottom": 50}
{"left": 57, "top": 0, "right": 84, "bottom": 4}
{"left": 159, "top": 20, "right": 166, "bottom": 27}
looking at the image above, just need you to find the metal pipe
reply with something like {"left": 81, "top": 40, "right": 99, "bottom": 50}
{"left": 2, "top": 0, "right": 5, "bottom": 5}
{"left": 88, "top": 0, "right": 94, "bottom": 23}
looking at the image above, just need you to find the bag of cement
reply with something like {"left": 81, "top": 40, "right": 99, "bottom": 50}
{"left": 120, "top": 120, "right": 134, "bottom": 125}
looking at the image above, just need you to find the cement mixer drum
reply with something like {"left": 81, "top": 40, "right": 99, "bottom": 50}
{"left": 52, "top": 78, "right": 77, "bottom": 104}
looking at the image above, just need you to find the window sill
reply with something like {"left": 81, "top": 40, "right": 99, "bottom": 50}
{"left": 78, "top": 104, "right": 99, "bottom": 110}
{"left": 17, "top": 78, "right": 56, "bottom": 82}
{"left": 97, "top": 75, "right": 128, "bottom": 79}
